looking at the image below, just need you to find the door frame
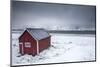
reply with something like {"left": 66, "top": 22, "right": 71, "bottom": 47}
{"left": 19, "top": 42, "right": 24, "bottom": 54}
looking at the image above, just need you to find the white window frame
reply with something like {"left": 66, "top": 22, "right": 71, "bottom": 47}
{"left": 25, "top": 42, "right": 31, "bottom": 48}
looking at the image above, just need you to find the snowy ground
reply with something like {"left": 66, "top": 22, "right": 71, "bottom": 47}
{"left": 12, "top": 32, "right": 96, "bottom": 66}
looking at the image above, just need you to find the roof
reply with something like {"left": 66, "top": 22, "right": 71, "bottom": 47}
{"left": 26, "top": 28, "right": 50, "bottom": 40}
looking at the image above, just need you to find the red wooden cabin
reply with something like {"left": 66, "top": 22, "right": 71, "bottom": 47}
{"left": 19, "top": 28, "right": 51, "bottom": 56}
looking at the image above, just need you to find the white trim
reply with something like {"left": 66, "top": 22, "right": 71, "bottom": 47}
{"left": 22, "top": 44, "right": 24, "bottom": 54}
{"left": 36, "top": 40, "right": 39, "bottom": 55}
{"left": 26, "top": 30, "right": 38, "bottom": 40}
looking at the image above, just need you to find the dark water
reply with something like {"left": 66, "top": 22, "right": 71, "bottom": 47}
{"left": 48, "top": 30, "right": 96, "bottom": 34}
{"left": 12, "top": 30, "right": 96, "bottom": 35}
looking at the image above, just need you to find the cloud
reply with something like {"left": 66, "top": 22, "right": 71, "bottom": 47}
{"left": 11, "top": 1, "right": 96, "bottom": 29}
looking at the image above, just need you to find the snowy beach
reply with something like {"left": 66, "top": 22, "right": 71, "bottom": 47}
{"left": 12, "top": 32, "right": 95, "bottom": 66}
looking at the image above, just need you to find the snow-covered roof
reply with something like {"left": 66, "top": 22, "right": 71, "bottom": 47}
{"left": 26, "top": 28, "right": 50, "bottom": 40}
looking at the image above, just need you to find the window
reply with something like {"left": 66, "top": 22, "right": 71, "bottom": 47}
{"left": 25, "top": 42, "right": 31, "bottom": 48}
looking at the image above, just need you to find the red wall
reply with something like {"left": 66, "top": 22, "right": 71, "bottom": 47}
{"left": 19, "top": 30, "right": 51, "bottom": 56}
{"left": 19, "top": 31, "right": 37, "bottom": 55}
{"left": 39, "top": 36, "right": 51, "bottom": 53}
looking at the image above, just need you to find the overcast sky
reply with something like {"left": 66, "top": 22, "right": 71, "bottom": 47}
{"left": 11, "top": 1, "right": 96, "bottom": 29}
